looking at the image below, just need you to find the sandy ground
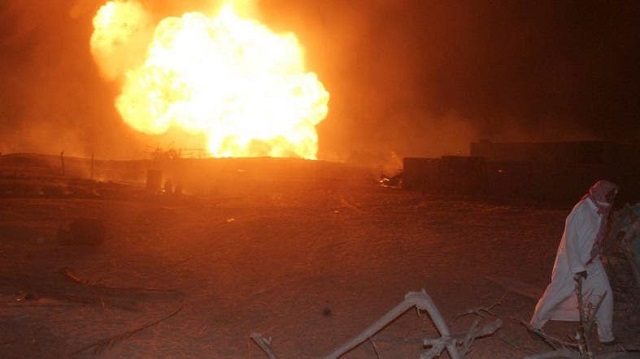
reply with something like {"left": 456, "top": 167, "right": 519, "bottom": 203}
{"left": 0, "top": 159, "right": 638, "bottom": 358}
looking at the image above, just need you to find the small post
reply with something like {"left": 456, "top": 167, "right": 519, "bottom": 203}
{"left": 60, "top": 151, "right": 65, "bottom": 176}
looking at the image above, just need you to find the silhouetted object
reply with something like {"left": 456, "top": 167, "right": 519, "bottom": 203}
{"left": 164, "top": 180, "right": 173, "bottom": 195}
{"left": 146, "top": 169, "right": 162, "bottom": 194}
{"left": 60, "top": 151, "right": 65, "bottom": 176}
{"left": 57, "top": 218, "right": 106, "bottom": 246}
{"left": 379, "top": 172, "right": 403, "bottom": 188}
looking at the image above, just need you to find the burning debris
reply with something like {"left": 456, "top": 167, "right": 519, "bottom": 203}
{"left": 378, "top": 151, "right": 404, "bottom": 188}
{"left": 379, "top": 171, "right": 403, "bottom": 188}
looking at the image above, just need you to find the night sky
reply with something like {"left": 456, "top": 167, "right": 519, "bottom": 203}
{"left": 1, "top": 0, "right": 639, "bottom": 161}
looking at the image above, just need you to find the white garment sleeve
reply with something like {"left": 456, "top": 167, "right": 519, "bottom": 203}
{"left": 563, "top": 202, "right": 596, "bottom": 274}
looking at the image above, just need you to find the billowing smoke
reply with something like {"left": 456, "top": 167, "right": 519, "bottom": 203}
{"left": 259, "top": 0, "right": 640, "bottom": 163}
{"left": 0, "top": 0, "right": 638, "bottom": 163}
{"left": 0, "top": 0, "right": 151, "bottom": 159}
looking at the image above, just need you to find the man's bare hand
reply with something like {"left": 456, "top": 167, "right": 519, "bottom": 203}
{"left": 574, "top": 271, "right": 587, "bottom": 280}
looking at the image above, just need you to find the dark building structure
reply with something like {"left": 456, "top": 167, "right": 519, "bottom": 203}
{"left": 402, "top": 156, "right": 487, "bottom": 196}
{"left": 470, "top": 140, "right": 640, "bottom": 165}
{"left": 403, "top": 141, "right": 640, "bottom": 205}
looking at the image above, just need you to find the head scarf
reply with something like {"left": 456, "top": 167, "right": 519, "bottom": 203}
{"left": 582, "top": 179, "right": 618, "bottom": 214}
{"left": 583, "top": 180, "right": 618, "bottom": 263}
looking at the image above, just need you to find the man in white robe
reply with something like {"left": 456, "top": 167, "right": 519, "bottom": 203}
{"left": 529, "top": 180, "right": 617, "bottom": 344}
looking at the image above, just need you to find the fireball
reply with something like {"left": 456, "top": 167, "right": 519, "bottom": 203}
{"left": 91, "top": 1, "right": 329, "bottom": 159}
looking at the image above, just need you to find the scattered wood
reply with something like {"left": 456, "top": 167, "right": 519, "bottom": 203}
{"left": 522, "top": 320, "right": 579, "bottom": 350}
{"left": 61, "top": 267, "right": 177, "bottom": 293}
{"left": 251, "top": 289, "right": 502, "bottom": 359}
{"left": 575, "top": 275, "right": 604, "bottom": 356}
{"left": 523, "top": 275, "right": 640, "bottom": 359}
{"left": 607, "top": 205, "right": 640, "bottom": 291}
{"left": 62, "top": 293, "right": 139, "bottom": 312}
{"left": 525, "top": 349, "right": 640, "bottom": 359}
{"left": 72, "top": 304, "right": 183, "bottom": 356}
{"left": 524, "top": 348, "right": 587, "bottom": 359}
{"left": 250, "top": 333, "right": 278, "bottom": 359}
{"left": 520, "top": 204, "right": 640, "bottom": 359}
{"left": 455, "top": 293, "right": 505, "bottom": 319}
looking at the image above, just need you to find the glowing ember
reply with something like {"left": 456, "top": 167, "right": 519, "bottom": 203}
{"left": 91, "top": 1, "right": 329, "bottom": 159}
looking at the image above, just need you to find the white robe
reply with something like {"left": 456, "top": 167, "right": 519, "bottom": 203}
{"left": 530, "top": 197, "right": 614, "bottom": 343}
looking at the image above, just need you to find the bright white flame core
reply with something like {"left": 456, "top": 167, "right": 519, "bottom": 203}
{"left": 91, "top": 1, "right": 329, "bottom": 159}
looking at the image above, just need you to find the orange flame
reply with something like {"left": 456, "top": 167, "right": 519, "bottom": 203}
{"left": 91, "top": 1, "right": 329, "bottom": 159}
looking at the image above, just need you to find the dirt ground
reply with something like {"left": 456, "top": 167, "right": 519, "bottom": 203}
{"left": 0, "top": 156, "right": 638, "bottom": 358}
